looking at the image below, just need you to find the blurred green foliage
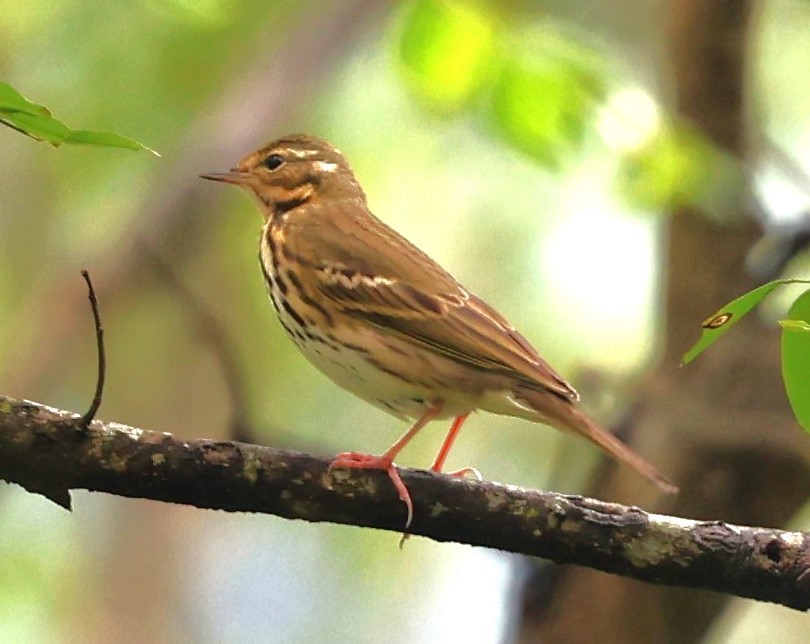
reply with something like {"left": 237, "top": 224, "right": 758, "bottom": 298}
{"left": 396, "top": 0, "right": 741, "bottom": 205}
{"left": 398, "top": 0, "right": 497, "bottom": 113}
{"left": 398, "top": 0, "right": 607, "bottom": 168}
{"left": 490, "top": 28, "right": 607, "bottom": 168}
{"left": 616, "top": 123, "right": 721, "bottom": 211}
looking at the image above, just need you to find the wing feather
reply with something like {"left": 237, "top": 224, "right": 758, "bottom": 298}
{"left": 284, "top": 198, "right": 578, "bottom": 401}
{"left": 314, "top": 265, "right": 577, "bottom": 401}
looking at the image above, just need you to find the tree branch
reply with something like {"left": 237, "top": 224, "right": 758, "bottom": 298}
{"left": 0, "top": 394, "right": 807, "bottom": 611}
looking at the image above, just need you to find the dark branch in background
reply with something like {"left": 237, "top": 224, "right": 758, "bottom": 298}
{"left": 140, "top": 244, "right": 253, "bottom": 442}
{"left": 80, "top": 270, "right": 105, "bottom": 426}
{"left": 0, "top": 395, "right": 807, "bottom": 611}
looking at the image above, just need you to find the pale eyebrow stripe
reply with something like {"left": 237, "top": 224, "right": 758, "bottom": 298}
{"left": 282, "top": 148, "right": 321, "bottom": 158}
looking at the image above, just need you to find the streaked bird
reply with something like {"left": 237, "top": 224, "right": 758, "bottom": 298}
{"left": 201, "top": 134, "right": 676, "bottom": 526}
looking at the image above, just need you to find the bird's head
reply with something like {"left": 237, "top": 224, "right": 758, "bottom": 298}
{"left": 201, "top": 134, "right": 363, "bottom": 218}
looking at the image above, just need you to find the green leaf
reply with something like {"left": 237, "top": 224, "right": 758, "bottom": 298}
{"left": 65, "top": 130, "right": 160, "bottom": 155}
{"left": 398, "top": 0, "right": 497, "bottom": 113}
{"left": 490, "top": 27, "right": 607, "bottom": 168}
{"left": 682, "top": 279, "right": 810, "bottom": 365}
{"left": 781, "top": 289, "right": 810, "bottom": 432}
{"left": 0, "top": 80, "right": 50, "bottom": 116}
{"left": 0, "top": 80, "right": 157, "bottom": 153}
{"left": 0, "top": 110, "right": 70, "bottom": 145}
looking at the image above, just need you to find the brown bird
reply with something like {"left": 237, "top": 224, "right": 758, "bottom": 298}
{"left": 201, "top": 134, "right": 677, "bottom": 526}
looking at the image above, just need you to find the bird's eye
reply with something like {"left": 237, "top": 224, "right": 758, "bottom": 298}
{"left": 263, "top": 154, "right": 285, "bottom": 171}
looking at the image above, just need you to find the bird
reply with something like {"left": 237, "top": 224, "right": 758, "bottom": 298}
{"left": 200, "top": 134, "right": 677, "bottom": 527}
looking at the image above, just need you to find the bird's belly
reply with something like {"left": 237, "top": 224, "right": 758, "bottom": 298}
{"left": 270, "top": 304, "right": 475, "bottom": 420}
{"left": 301, "top": 331, "right": 481, "bottom": 419}
{"left": 263, "top": 262, "right": 483, "bottom": 420}
{"left": 299, "top": 334, "right": 437, "bottom": 419}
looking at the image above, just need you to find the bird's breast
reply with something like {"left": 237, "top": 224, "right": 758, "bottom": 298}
{"left": 257, "top": 223, "right": 486, "bottom": 422}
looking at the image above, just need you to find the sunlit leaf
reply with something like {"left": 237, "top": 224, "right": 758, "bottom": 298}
{"left": 682, "top": 279, "right": 810, "bottom": 365}
{"left": 0, "top": 80, "right": 50, "bottom": 116}
{"left": 0, "top": 80, "right": 157, "bottom": 153}
{"left": 490, "top": 27, "right": 607, "bottom": 168}
{"left": 781, "top": 289, "right": 810, "bottom": 432}
{"left": 398, "top": 0, "right": 497, "bottom": 113}
{"left": 1, "top": 110, "right": 70, "bottom": 144}
{"left": 66, "top": 130, "right": 160, "bottom": 155}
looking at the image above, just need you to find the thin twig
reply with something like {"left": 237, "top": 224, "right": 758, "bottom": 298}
{"left": 80, "top": 270, "right": 105, "bottom": 426}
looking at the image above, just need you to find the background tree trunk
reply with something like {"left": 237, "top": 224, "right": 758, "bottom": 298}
{"left": 518, "top": 1, "right": 810, "bottom": 641}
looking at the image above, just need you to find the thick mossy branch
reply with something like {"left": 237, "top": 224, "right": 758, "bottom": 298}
{"left": 0, "top": 394, "right": 808, "bottom": 610}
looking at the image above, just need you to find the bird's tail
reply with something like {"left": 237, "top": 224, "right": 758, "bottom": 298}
{"left": 517, "top": 388, "right": 678, "bottom": 494}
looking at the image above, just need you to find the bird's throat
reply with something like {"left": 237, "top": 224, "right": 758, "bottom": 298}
{"left": 271, "top": 183, "right": 314, "bottom": 215}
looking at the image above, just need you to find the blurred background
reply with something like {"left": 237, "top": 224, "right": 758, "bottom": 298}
{"left": 2, "top": 0, "right": 810, "bottom": 642}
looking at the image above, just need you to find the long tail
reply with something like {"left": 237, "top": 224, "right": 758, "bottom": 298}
{"left": 517, "top": 388, "right": 678, "bottom": 494}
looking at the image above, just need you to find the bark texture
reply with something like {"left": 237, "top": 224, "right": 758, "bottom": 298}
{"left": 1, "top": 394, "right": 809, "bottom": 610}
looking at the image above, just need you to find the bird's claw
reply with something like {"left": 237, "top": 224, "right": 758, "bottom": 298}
{"left": 444, "top": 466, "right": 483, "bottom": 481}
{"left": 328, "top": 452, "right": 414, "bottom": 529}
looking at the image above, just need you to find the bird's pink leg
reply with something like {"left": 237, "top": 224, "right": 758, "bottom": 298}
{"left": 429, "top": 413, "right": 482, "bottom": 480}
{"left": 330, "top": 403, "right": 443, "bottom": 528}
{"left": 430, "top": 413, "right": 468, "bottom": 472}
{"left": 396, "top": 412, "right": 480, "bottom": 548}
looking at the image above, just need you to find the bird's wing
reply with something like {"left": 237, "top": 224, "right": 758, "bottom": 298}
{"left": 291, "top": 201, "right": 578, "bottom": 400}
{"left": 318, "top": 267, "right": 577, "bottom": 399}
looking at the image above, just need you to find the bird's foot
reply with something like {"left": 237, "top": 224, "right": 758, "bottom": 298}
{"left": 329, "top": 452, "right": 413, "bottom": 529}
{"left": 442, "top": 466, "right": 483, "bottom": 481}
{"left": 398, "top": 466, "right": 483, "bottom": 549}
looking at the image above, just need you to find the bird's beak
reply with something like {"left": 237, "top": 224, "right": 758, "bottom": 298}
{"left": 199, "top": 169, "right": 251, "bottom": 185}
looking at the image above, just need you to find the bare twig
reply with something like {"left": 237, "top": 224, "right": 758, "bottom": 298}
{"left": 80, "top": 270, "right": 105, "bottom": 426}
{"left": 0, "top": 394, "right": 808, "bottom": 611}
